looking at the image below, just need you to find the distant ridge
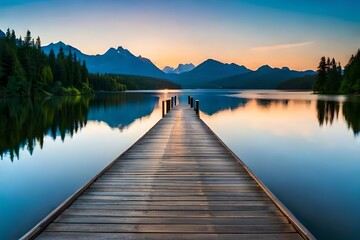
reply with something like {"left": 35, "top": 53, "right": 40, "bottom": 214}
{"left": 171, "top": 59, "right": 251, "bottom": 88}
{"left": 206, "top": 65, "right": 315, "bottom": 89}
{"left": 42, "top": 41, "right": 83, "bottom": 56}
{"left": 162, "top": 63, "right": 195, "bottom": 74}
{"left": 42, "top": 42, "right": 167, "bottom": 78}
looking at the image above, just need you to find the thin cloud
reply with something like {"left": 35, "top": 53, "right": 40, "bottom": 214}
{"left": 251, "top": 41, "right": 314, "bottom": 51}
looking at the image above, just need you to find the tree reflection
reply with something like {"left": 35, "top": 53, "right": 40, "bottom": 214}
{"left": 0, "top": 97, "right": 91, "bottom": 161}
{"left": 0, "top": 93, "right": 158, "bottom": 161}
{"left": 316, "top": 100, "right": 340, "bottom": 126}
{"left": 316, "top": 99, "right": 360, "bottom": 136}
{"left": 342, "top": 98, "right": 360, "bottom": 135}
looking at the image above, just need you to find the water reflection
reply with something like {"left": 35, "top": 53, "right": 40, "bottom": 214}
{"left": 343, "top": 98, "right": 360, "bottom": 135}
{"left": 0, "top": 97, "right": 90, "bottom": 161}
{"left": 0, "top": 94, "right": 158, "bottom": 161}
{"left": 177, "top": 91, "right": 247, "bottom": 115}
{"left": 188, "top": 92, "right": 359, "bottom": 136}
{"left": 316, "top": 99, "right": 360, "bottom": 135}
{"left": 88, "top": 93, "right": 158, "bottom": 130}
{"left": 316, "top": 100, "right": 340, "bottom": 126}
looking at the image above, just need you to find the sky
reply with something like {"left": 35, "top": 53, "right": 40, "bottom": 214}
{"left": 1, "top": 0, "right": 360, "bottom": 70}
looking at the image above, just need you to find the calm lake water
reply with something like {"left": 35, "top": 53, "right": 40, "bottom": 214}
{"left": 0, "top": 90, "right": 359, "bottom": 240}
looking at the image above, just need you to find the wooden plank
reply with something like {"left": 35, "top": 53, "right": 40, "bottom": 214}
{"left": 62, "top": 209, "right": 283, "bottom": 217}
{"left": 55, "top": 216, "right": 289, "bottom": 225}
{"left": 73, "top": 200, "right": 274, "bottom": 206}
{"left": 25, "top": 104, "right": 313, "bottom": 240}
{"left": 45, "top": 223, "right": 296, "bottom": 233}
{"left": 37, "top": 232, "right": 304, "bottom": 240}
{"left": 68, "top": 205, "right": 278, "bottom": 211}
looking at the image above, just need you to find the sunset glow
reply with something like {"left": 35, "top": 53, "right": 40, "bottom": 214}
{"left": 1, "top": 0, "right": 359, "bottom": 70}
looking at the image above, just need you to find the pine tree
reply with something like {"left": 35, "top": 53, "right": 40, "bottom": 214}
{"left": 24, "top": 30, "right": 32, "bottom": 47}
{"left": 81, "top": 60, "right": 88, "bottom": 84}
{"left": 58, "top": 46, "right": 65, "bottom": 59}
{"left": 314, "top": 56, "right": 326, "bottom": 92}
{"left": 73, "top": 54, "right": 82, "bottom": 88}
{"left": 5, "top": 29, "right": 10, "bottom": 40}
{"left": 10, "top": 30, "right": 16, "bottom": 44}
{"left": 48, "top": 49, "right": 56, "bottom": 77}
{"left": 18, "top": 36, "right": 23, "bottom": 47}
{"left": 40, "top": 65, "right": 53, "bottom": 87}
{"left": 66, "top": 50, "right": 74, "bottom": 87}
{"left": 35, "top": 36, "right": 41, "bottom": 50}
{"left": 341, "top": 50, "right": 360, "bottom": 94}
{"left": 324, "top": 58, "right": 339, "bottom": 93}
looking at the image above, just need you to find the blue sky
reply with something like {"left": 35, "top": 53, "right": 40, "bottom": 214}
{"left": 1, "top": 0, "right": 359, "bottom": 70}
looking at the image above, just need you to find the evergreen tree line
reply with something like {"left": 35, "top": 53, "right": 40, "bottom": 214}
{"left": 314, "top": 49, "right": 360, "bottom": 94}
{"left": 0, "top": 29, "right": 92, "bottom": 96}
{"left": 89, "top": 73, "right": 127, "bottom": 91}
{"left": 88, "top": 73, "right": 180, "bottom": 91}
{"left": 89, "top": 73, "right": 180, "bottom": 90}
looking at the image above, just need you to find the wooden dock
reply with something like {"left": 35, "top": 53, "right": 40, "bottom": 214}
{"left": 23, "top": 102, "right": 315, "bottom": 240}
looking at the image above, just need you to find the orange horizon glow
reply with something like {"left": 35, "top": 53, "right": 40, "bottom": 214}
{"left": 1, "top": 0, "right": 359, "bottom": 71}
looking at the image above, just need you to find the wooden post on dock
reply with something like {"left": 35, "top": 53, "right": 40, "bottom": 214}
{"left": 162, "top": 101, "right": 165, "bottom": 118}
{"left": 196, "top": 100, "right": 200, "bottom": 117}
{"left": 188, "top": 96, "right": 190, "bottom": 104}
{"left": 171, "top": 97, "right": 174, "bottom": 108}
{"left": 166, "top": 99, "right": 171, "bottom": 113}
{"left": 174, "top": 96, "right": 177, "bottom": 106}
{"left": 190, "top": 97, "right": 193, "bottom": 108}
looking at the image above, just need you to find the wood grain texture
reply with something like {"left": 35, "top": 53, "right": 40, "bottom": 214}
{"left": 34, "top": 104, "right": 309, "bottom": 240}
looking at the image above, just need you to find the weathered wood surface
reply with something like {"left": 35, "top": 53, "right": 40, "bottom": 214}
{"left": 33, "top": 104, "right": 313, "bottom": 240}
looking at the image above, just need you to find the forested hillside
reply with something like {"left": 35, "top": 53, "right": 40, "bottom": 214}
{"left": 313, "top": 49, "right": 360, "bottom": 94}
{"left": 0, "top": 29, "right": 92, "bottom": 96}
{"left": 89, "top": 74, "right": 180, "bottom": 91}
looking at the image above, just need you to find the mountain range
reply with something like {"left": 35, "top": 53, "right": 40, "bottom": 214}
{"left": 41, "top": 41, "right": 316, "bottom": 89}
{"left": 163, "top": 63, "right": 195, "bottom": 74}
{"left": 169, "top": 59, "right": 252, "bottom": 88}
{"left": 42, "top": 42, "right": 167, "bottom": 78}
{"left": 206, "top": 65, "right": 315, "bottom": 89}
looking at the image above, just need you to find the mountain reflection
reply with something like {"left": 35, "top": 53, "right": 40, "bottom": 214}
{"left": 0, "top": 93, "right": 158, "bottom": 161}
{"left": 88, "top": 93, "right": 158, "bottom": 129}
{"left": 189, "top": 94, "right": 248, "bottom": 115}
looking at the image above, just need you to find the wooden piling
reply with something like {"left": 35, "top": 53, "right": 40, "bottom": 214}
{"left": 166, "top": 99, "right": 171, "bottom": 113}
{"left": 162, "top": 101, "right": 165, "bottom": 118}
{"left": 196, "top": 100, "right": 199, "bottom": 117}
